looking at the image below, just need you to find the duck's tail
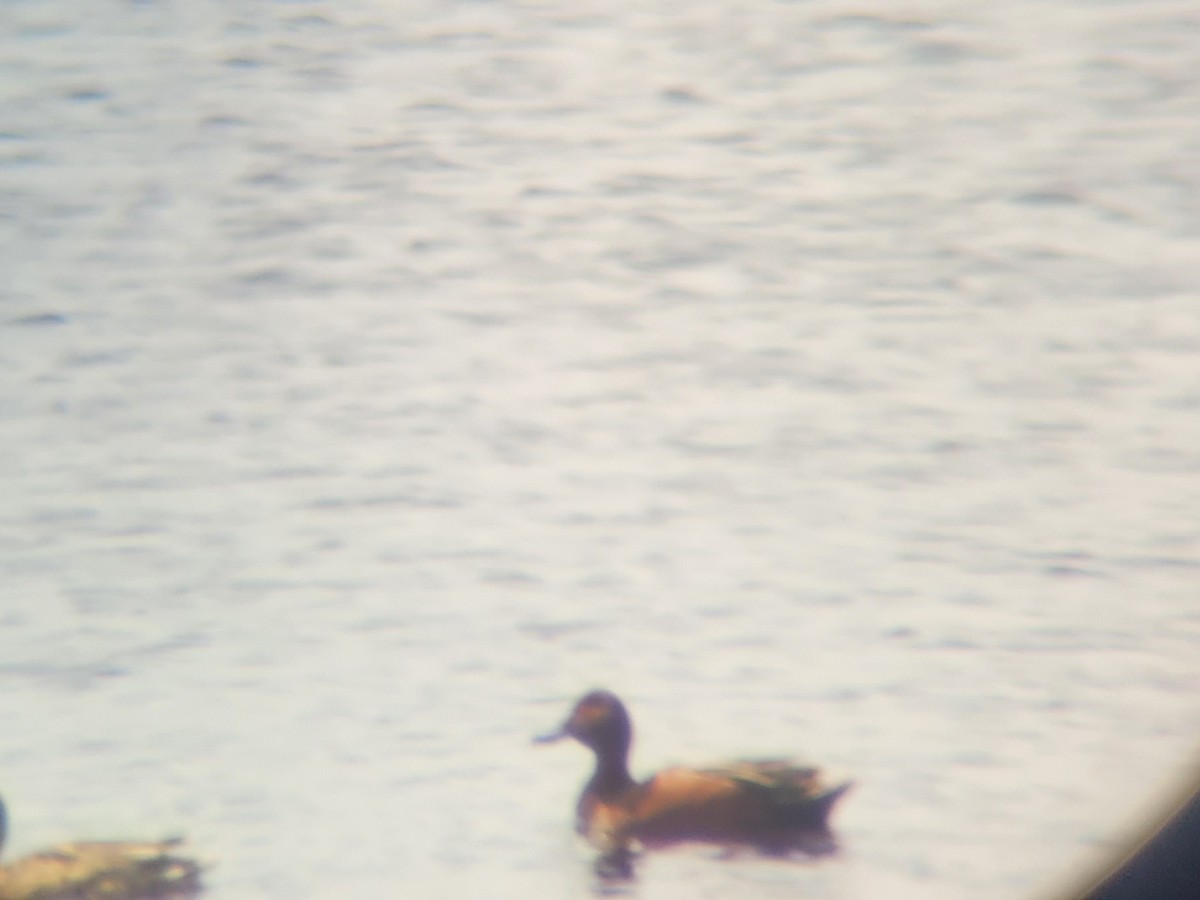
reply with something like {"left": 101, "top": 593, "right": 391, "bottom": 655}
{"left": 783, "top": 780, "right": 853, "bottom": 830}
{"left": 814, "top": 781, "right": 853, "bottom": 827}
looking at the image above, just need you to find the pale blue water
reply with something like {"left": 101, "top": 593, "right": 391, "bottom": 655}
{"left": 2, "top": 1, "right": 1199, "bottom": 898}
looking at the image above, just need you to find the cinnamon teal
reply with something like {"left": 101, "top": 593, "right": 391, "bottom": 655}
{"left": 536, "top": 689, "right": 851, "bottom": 862}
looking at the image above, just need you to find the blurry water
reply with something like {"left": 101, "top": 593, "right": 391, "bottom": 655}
{"left": 2, "top": 1, "right": 1199, "bottom": 897}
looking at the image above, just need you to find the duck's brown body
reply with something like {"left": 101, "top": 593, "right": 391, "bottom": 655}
{"left": 538, "top": 690, "right": 850, "bottom": 856}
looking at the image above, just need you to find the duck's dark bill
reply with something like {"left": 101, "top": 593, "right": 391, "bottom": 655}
{"left": 533, "top": 728, "right": 567, "bottom": 744}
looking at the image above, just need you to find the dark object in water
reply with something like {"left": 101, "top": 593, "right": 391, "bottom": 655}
{"left": 536, "top": 689, "right": 851, "bottom": 877}
{"left": 0, "top": 794, "right": 203, "bottom": 900}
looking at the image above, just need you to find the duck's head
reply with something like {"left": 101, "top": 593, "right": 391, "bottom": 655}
{"left": 535, "top": 689, "right": 632, "bottom": 758}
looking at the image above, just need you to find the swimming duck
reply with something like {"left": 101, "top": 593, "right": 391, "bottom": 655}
{"left": 536, "top": 690, "right": 851, "bottom": 860}
{"left": 0, "top": 793, "right": 202, "bottom": 900}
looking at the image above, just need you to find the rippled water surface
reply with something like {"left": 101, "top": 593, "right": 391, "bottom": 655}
{"left": 2, "top": 1, "right": 1199, "bottom": 897}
